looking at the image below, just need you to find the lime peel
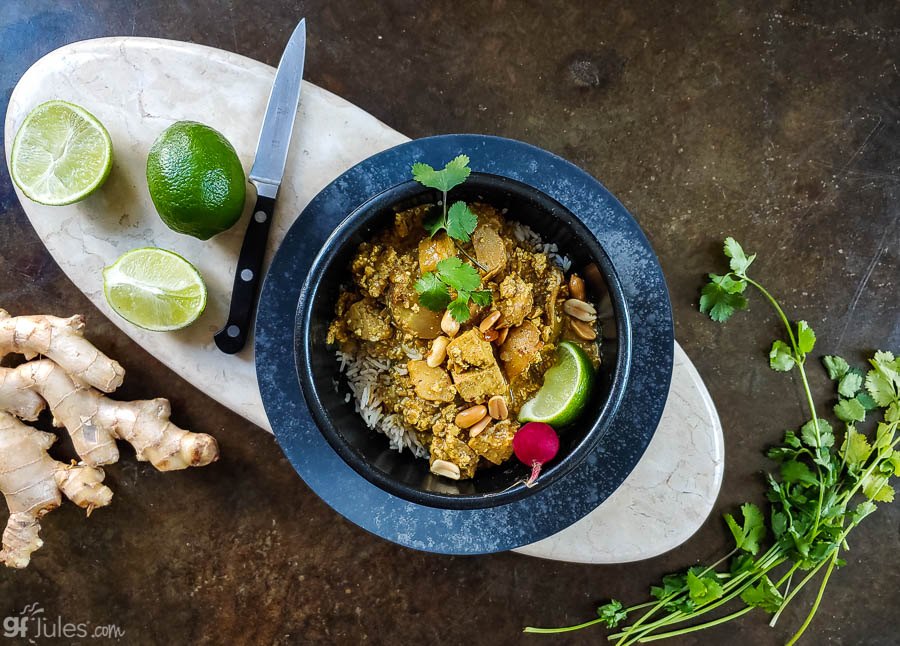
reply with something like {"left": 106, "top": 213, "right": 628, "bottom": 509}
{"left": 146, "top": 121, "right": 246, "bottom": 240}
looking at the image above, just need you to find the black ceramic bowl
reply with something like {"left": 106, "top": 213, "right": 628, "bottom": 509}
{"left": 295, "top": 172, "right": 632, "bottom": 509}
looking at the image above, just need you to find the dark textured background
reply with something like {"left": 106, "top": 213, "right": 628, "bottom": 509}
{"left": 1, "top": 1, "right": 898, "bottom": 644}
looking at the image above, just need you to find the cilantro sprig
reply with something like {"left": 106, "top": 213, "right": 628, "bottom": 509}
{"left": 412, "top": 155, "right": 484, "bottom": 269}
{"left": 526, "top": 238, "right": 900, "bottom": 645}
{"left": 410, "top": 156, "right": 491, "bottom": 322}
{"left": 699, "top": 236, "right": 755, "bottom": 322}
{"left": 414, "top": 258, "right": 491, "bottom": 324}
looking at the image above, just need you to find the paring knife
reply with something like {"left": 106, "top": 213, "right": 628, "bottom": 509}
{"left": 214, "top": 18, "right": 307, "bottom": 354}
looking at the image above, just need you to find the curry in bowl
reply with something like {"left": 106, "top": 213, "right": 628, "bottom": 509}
{"left": 326, "top": 157, "right": 601, "bottom": 481}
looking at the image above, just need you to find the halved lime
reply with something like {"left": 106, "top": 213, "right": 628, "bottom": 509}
{"left": 10, "top": 100, "right": 113, "bottom": 205}
{"left": 518, "top": 341, "right": 595, "bottom": 427}
{"left": 103, "top": 248, "right": 207, "bottom": 331}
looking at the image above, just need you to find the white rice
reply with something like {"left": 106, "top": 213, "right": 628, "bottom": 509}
{"left": 336, "top": 350, "right": 428, "bottom": 458}
{"left": 400, "top": 344, "right": 422, "bottom": 361}
{"left": 335, "top": 223, "right": 569, "bottom": 461}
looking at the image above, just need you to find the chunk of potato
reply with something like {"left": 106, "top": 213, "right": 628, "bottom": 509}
{"left": 408, "top": 360, "right": 456, "bottom": 402}
{"left": 473, "top": 224, "right": 507, "bottom": 279}
{"left": 452, "top": 365, "right": 507, "bottom": 402}
{"left": 500, "top": 320, "right": 543, "bottom": 379}
{"left": 418, "top": 232, "right": 456, "bottom": 273}
{"left": 447, "top": 329, "right": 496, "bottom": 369}
{"left": 389, "top": 283, "right": 442, "bottom": 339}
{"left": 447, "top": 329, "right": 507, "bottom": 402}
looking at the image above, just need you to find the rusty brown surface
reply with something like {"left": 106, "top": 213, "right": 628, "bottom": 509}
{"left": 1, "top": 2, "right": 898, "bottom": 644}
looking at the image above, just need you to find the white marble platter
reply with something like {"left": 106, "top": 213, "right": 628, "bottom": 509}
{"left": 4, "top": 37, "right": 724, "bottom": 563}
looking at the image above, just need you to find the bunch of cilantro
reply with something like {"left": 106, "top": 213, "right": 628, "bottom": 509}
{"left": 526, "top": 238, "right": 900, "bottom": 645}
{"left": 411, "top": 155, "right": 491, "bottom": 323}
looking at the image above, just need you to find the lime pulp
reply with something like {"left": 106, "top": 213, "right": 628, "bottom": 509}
{"left": 103, "top": 248, "right": 207, "bottom": 331}
{"left": 10, "top": 100, "right": 113, "bottom": 205}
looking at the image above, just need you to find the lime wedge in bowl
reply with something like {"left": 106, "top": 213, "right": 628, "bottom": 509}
{"left": 10, "top": 100, "right": 113, "bottom": 205}
{"left": 518, "top": 341, "right": 595, "bottom": 427}
{"left": 103, "top": 248, "right": 207, "bottom": 331}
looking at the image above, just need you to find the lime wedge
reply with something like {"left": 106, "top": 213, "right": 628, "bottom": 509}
{"left": 10, "top": 100, "right": 113, "bottom": 205}
{"left": 518, "top": 341, "right": 595, "bottom": 427}
{"left": 103, "top": 248, "right": 207, "bottom": 331}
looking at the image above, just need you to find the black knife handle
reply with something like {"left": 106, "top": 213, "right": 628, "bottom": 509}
{"left": 214, "top": 194, "right": 276, "bottom": 354}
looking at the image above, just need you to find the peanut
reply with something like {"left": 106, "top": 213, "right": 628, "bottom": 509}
{"left": 455, "top": 405, "right": 487, "bottom": 429}
{"left": 479, "top": 310, "right": 502, "bottom": 332}
{"left": 568, "top": 274, "right": 586, "bottom": 300}
{"left": 570, "top": 318, "right": 597, "bottom": 341}
{"left": 488, "top": 395, "right": 509, "bottom": 420}
{"left": 430, "top": 459, "right": 461, "bottom": 480}
{"left": 426, "top": 336, "right": 450, "bottom": 367}
{"left": 468, "top": 415, "right": 491, "bottom": 438}
{"left": 495, "top": 326, "right": 509, "bottom": 346}
{"left": 441, "top": 309, "right": 460, "bottom": 337}
{"left": 563, "top": 298, "right": 597, "bottom": 322}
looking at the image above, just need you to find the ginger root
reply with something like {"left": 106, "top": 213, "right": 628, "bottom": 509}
{"left": 1, "top": 360, "right": 218, "bottom": 470}
{"left": 0, "top": 309, "right": 124, "bottom": 392}
{"left": 0, "top": 412, "right": 113, "bottom": 568}
{"left": 0, "top": 310, "right": 219, "bottom": 567}
{"left": 0, "top": 366, "right": 44, "bottom": 421}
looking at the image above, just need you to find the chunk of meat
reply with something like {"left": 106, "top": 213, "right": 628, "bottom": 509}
{"left": 407, "top": 360, "right": 456, "bottom": 402}
{"left": 496, "top": 274, "right": 533, "bottom": 328}
{"left": 500, "top": 321, "right": 543, "bottom": 380}
{"left": 431, "top": 418, "right": 461, "bottom": 439}
{"left": 334, "top": 291, "right": 358, "bottom": 318}
{"left": 536, "top": 266, "right": 564, "bottom": 336}
{"left": 344, "top": 298, "right": 392, "bottom": 342}
{"left": 473, "top": 224, "right": 506, "bottom": 279}
{"left": 429, "top": 404, "right": 464, "bottom": 439}
{"left": 447, "top": 329, "right": 496, "bottom": 369}
{"left": 452, "top": 367, "right": 507, "bottom": 403}
{"left": 466, "top": 297, "right": 489, "bottom": 324}
{"left": 446, "top": 330, "right": 506, "bottom": 402}
{"left": 350, "top": 243, "right": 399, "bottom": 299}
{"left": 326, "top": 292, "right": 363, "bottom": 345}
{"left": 394, "top": 204, "right": 428, "bottom": 239}
{"left": 394, "top": 385, "right": 442, "bottom": 431}
{"left": 418, "top": 232, "right": 456, "bottom": 273}
{"left": 468, "top": 420, "right": 517, "bottom": 465}
{"left": 431, "top": 435, "right": 479, "bottom": 479}
{"left": 388, "top": 282, "right": 442, "bottom": 339}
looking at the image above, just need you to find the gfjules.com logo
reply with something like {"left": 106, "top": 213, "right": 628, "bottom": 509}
{"left": 3, "top": 603, "right": 125, "bottom": 643}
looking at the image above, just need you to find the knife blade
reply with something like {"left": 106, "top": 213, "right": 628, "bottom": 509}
{"left": 214, "top": 18, "right": 306, "bottom": 355}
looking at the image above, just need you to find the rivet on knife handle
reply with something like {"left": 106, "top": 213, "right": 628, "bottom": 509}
{"left": 214, "top": 194, "right": 276, "bottom": 354}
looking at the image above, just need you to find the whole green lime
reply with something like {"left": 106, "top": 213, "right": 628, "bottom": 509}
{"left": 146, "top": 121, "right": 246, "bottom": 240}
